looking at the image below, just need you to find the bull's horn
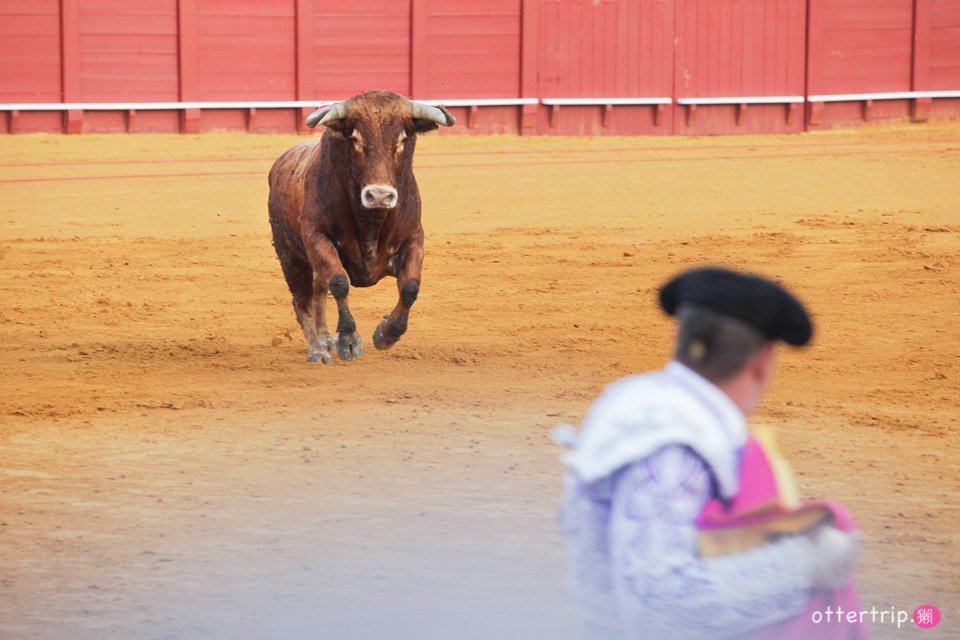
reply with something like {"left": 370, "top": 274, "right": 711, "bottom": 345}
{"left": 408, "top": 101, "right": 457, "bottom": 127}
{"left": 305, "top": 102, "right": 349, "bottom": 128}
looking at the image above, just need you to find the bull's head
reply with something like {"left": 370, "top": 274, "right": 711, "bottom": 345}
{"left": 304, "top": 91, "right": 456, "bottom": 210}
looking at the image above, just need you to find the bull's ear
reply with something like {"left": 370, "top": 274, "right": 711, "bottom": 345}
{"left": 413, "top": 119, "right": 440, "bottom": 134}
{"left": 409, "top": 102, "right": 456, "bottom": 133}
{"left": 321, "top": 119, "right": 350, "bottom": 134}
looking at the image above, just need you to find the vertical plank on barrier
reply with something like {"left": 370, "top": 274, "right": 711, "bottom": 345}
{"left": 804, "top": 0, "right": 824, "bottom": 128}
{"left": 911, "top": 0, "right": 932, "bottom": 121}
{"left": 177, "top": 0, "right": 200, "bottom": 133}
{"left": 409, "top": 0, "right": 430, "bottom": 99}
{"left": 60, "top": 0, "right": 82, "bottom": 133}
{"left": 296, "top": 0, "right": 315, "bottom": 133}
{"left": 674, "top": 0, "right": 691, "bottom": 130}
{"left": 616, "top": 0, "right": 629, "bottom": 99}
{"left": 519, "top": 0, "right": 539, "bottom": 133}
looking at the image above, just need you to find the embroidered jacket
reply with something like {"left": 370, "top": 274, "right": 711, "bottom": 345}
{"left": 558, "top": 362, "right": 816, "bottom": 639}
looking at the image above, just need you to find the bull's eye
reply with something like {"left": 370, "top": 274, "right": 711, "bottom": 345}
{"left": 350, "top": 130, "right": 364, "bottom": 152}
{"left": 396, "top": 131, "right": 407, "bottom": 154}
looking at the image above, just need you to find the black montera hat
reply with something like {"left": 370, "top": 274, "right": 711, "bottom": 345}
{"left": 659, "top": 267, "right": 813, "bottom": 346}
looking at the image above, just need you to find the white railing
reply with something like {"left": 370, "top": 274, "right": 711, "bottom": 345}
{"left": 808, "top": 90, "right": 960, "bottom": 102}
{"left": 4, "top": 91, "right": 957, "bottom": 113}
{"left": 0, "top": 99, "right": 540, "bottom": 112}
{"left": 541, "top": 97, "right": 672, "bottom": 106}
{"left": 677, "top": 96, "right": 804, "bottom": 105}
{"left": 2, "top": 91, "right": 957, "bottom": 131}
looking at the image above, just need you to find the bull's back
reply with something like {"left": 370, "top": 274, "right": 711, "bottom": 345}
{"left": 268, "top": 139, "right": 323, "bottom": 234}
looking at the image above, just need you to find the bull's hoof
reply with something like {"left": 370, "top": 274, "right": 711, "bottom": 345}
{"left": 373, "top": 319, "right": 398, "bottom": 351}
{"left": 306, "top": 335, "right": 337, "bottom": 364}
{"left": 337, "top": 332, "right": 364, "bottom": 361}
{"left": 307, "top": 349, "right": 333, "bottom": 365}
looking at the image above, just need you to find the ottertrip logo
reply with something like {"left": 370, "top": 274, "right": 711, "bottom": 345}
{"left": 810, "top": 604, "right": 941, "bottom": 629}
{"left": 914, "top": 604, "right": 941, "bottom": 629}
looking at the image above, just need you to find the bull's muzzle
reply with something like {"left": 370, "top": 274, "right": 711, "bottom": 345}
{"left": 361, "top": 185, "right": 399, "bottom": 209}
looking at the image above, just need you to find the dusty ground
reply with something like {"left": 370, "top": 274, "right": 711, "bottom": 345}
{"left": 1, "top": 124, "right": 958, "bottom": 639}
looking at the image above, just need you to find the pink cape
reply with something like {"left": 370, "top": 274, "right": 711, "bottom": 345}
{"left": 696, "top": 435, "right": 870, "bottom": 640}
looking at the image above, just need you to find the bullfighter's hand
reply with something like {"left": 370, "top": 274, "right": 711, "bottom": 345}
{"left": 808, "top": 525, "right": 862, "bottom": 591}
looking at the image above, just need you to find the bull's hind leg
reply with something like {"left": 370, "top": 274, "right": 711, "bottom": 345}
{"left": 311, "top": 290, "right": 337, "bottom": 355}
{"left": 374, "top": 242, "right": 423, "bottom": 350}
{"left": 273, "top": 236, "right": 335, "bottom": 364}
{"left": 293, "top": 296, "right": 334, "bottom": 364}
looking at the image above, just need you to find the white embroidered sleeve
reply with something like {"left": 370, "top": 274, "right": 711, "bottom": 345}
{"left": 609, "top": 446, "right": 816, "bottom": 639}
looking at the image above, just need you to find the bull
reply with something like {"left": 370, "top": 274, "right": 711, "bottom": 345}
{"left": 267, "top": 91, "right": 456, "bottom": 363}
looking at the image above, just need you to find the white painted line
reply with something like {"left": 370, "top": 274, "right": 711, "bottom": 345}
{"left": 0, "top": 100, "right": 339, "bottom": 111}
{"left": 0, "top": 98, "right": 540, "bottom": 111}
{"left": 540, "top": 97, "right": 672, "bottom": 106}
{"left": 2, "top": 91, "right": 956, "bottom": 113}
{"left": 808, "top": 90, "right": 960, "bottom": 102}
{"left": 921, "top": 90, "right": 960, "bottom": 99}
{"left": 419, "top": 98, "right": 539, "bottom": 107}
{"left": 677, "top": 96, "right": 804, "bottom": 105}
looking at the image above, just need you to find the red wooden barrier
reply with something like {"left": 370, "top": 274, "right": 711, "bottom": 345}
{"left": 806, "top": 0, "right": 917, "bottom": 127}
{"left": 60, "top": 0, "right": 82, "bottom": 133}
{"left": 930, "top": 0, "right": 960, "bottom": 88}
{"left": 1, "top": 0, "right": 959, "bottom": 135}
{"left": 0, "top": 0, "right": 62, "bottom": 133}
{"left": 536, "top": 0, "right": 674, "bottom": 135}
{"left": 312, "top": 1, "right": 411, "bottom": 98}
{"left": 78, "top": 0, "right": 180, "bottom": 133}
{"left": 675, "top": 0, "right": 806, "bottom": 134}
{"left": 928, "top": 0, "right": 960, "bottom": 119}
{"left": 411, "top": 0, "right": 524, "bottom": 134}
{"left": 193, "top": 0, "right": 297, "bottom": 132}
{"left": 414, "top": 0, "right": 521, "bottom": 99}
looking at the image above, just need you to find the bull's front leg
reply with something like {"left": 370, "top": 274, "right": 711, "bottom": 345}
{"left": 374, "top": 240, "right": 423, "bottom": 351}
{"left": 305, "top": 234, "right": 364, "bottom": 362}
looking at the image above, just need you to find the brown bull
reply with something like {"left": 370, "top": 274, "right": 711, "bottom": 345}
{"left": 268, "top": 91, "right": 456, "bottom": 363}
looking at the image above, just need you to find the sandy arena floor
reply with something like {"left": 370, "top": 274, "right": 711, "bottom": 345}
{"left": 1, "top": 124, "right": 958, "bottom": 639}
